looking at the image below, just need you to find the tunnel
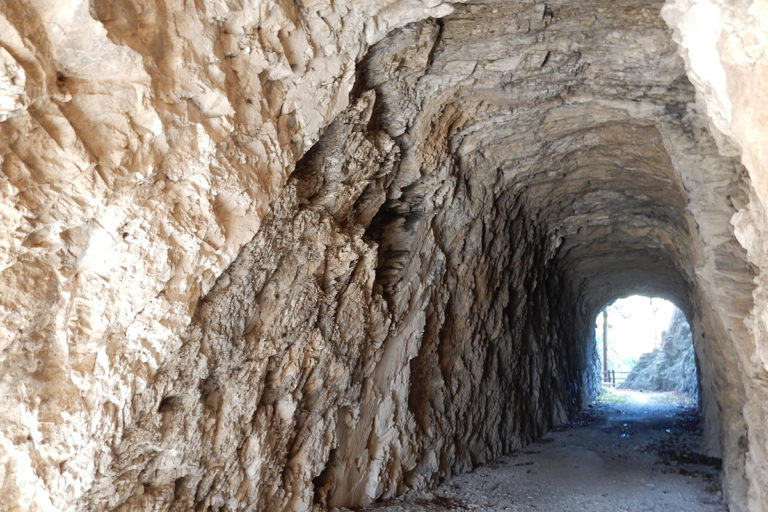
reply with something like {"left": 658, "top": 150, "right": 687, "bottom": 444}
{"left": 1, "top": 0, "right": 767, "bottom": 511}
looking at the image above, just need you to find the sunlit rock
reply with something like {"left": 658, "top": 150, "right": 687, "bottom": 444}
{"left": 0, "top": 0, "right": 767, "bottom": 511}
{"left": 621, "top": 309, "right": 698, "bottom": 398}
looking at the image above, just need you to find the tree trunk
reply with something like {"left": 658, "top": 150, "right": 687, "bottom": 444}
{"left": 603, "top": 308, "right": 609, "bottom": 381}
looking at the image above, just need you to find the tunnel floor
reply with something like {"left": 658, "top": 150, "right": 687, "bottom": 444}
{"left": 363, "top": 390, "right": 725, "bottom": 511}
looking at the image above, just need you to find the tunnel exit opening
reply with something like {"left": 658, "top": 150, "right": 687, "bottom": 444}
{"left": 594, "top": 295, "right": 699, "bottom": 402}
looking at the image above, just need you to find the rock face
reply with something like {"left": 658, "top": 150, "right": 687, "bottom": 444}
{"left": 621, "top": 309, "right": 698, "bottom": 398}
{"left": 0, "top": 1, "right": 458, "bottom": 509}
{"left": 0, "top": 1, "right": 767, "bottom": 512}
{"left": 663, "top": 2, "right": 768, "bottom": 510}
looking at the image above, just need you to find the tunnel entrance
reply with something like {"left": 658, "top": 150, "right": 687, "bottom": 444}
{"left": 595, "top": 295, "right": 698, "bottom": 400}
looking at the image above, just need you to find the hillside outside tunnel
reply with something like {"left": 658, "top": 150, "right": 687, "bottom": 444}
{"left": 594, "top": 296, "right": 699, "bottom": 395}
{"left": 1, "top": 1, "right": 767, "bottom": 512}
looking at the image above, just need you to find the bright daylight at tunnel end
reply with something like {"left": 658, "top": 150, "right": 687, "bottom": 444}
{"left": 0, "top": 0, "right": 767, "bottom": 511}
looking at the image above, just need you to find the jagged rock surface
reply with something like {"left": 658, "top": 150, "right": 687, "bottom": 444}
{"left": 0, "top": 1, "right": 459, "bottom": 509}
{"left": 663, "top": 2, "right": 768, "bottom": 509}
{"left": 0, "top": 1, "right": 767, "bottom": 512}
{"left": 621, "top": 310, "right": 698, "bottom": 398}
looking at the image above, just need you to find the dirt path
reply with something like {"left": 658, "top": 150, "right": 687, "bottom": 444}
{"left": 362, "top": 390, "right": 725, "bottom": 511}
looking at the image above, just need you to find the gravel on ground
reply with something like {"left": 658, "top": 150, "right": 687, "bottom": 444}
{"left": 357, "top": 389, "right": 725, "bottom": 512}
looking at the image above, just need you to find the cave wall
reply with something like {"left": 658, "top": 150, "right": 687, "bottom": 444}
{"left": 1, "top": 1, "right": 767, "bottom": 511}
{"left": 0, "top": 1, "right": 458, "bottom": 509}
{"left": 663, "top": 2, "right": 768, "bottom": 509}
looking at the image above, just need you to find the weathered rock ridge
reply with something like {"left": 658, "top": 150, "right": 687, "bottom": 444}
{"left": 0, "top": 1, "right": 767, "bottom": 512}
{"left": 663, "top": 2, "right": 768, "bottom": 509}
{"left": 621, "top": 309, "right": 698, "bottom": 397}
{"left": 0, "top": 1, "right": 458, "bottom": 509}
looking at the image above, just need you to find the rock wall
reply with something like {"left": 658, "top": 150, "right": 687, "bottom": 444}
{"left": 621, "top": 309, "right": 698, "bottom": 397}
{"left": 0, "top": 1, "right": 459, "bottom": 509}
{"left": 662, "top": 2, "right": 768, "bottom": 509}
{"left": 0, "top": 1, "right": 767, "bottom": 511}
{"left": 75, "top": 17, "right": 599, "bottom": 508}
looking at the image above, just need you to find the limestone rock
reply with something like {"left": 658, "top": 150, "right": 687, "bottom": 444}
{"left": 0, "top": 1, "right": 767, "bottom": 512}
{"left": 0, "top": 1, "right": 459, "bottom": 510}
{"left": 663, "top": 2, "right": 768, "bottom": 509}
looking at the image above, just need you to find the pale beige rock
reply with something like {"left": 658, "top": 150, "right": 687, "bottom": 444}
{"left": 663, "top": 2, "right": 768, "bottom": 510}
{"left": 1, "top": 0, "right": 768, "bottom": 511}
{"left": 0, "top": 47, "right": 26, "bottom": 123}
{"left": 0, "top": 1, "right": 459, "bottom": 510}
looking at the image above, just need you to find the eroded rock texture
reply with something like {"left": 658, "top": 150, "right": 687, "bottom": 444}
{"left": 664, "top": 2, "right": 768, "bottom": 510}
{"left": 0, "top": 0, "right": 458, "bottom": 509}
{"left": 1, "top": 1, "right": 767, "bottom": 511}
